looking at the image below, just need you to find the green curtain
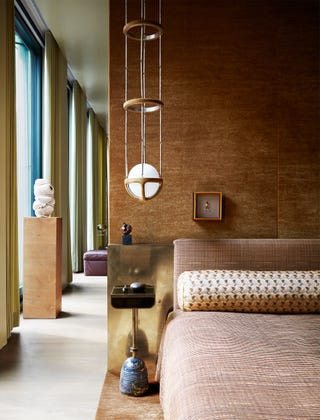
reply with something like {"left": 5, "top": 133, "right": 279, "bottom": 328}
{"left": 0, "top": 0, "right": 19, "bottom": 349}
{"left": 69, "top": 81, "right": 87, "bottom": 272}
{"left": 98, "top": 125, "right": 107, "bottom": 247}
{"left": 87, "top": 109, "right": 107, "bottom": 250}
{"left": 42, "top": 31, "right": 72, "bottom": 287}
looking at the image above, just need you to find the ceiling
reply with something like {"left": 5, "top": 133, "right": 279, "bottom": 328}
{"left": 25, "top": 0, "right": 109, "bottom": 132}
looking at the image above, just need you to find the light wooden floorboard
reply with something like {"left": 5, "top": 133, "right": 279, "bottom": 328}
{"left": 0, "top": 273, "right": 107, "bottom": 420}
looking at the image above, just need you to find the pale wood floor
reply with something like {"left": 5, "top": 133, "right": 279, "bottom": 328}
{"left": 0, "top": 273, "right": 107, "bottom": 420}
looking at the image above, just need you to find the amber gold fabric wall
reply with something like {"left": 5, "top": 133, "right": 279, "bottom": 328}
{"left": 108, "top": 0, "right": 319, "bottom": 243}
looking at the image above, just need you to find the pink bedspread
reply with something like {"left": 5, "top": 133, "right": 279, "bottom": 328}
{"left": 156, "top": 310, "right": 320, "bottom": 420}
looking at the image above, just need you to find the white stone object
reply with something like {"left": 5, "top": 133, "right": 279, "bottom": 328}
{"left": 32, "top": 178, "right": 55, "bottom": 217}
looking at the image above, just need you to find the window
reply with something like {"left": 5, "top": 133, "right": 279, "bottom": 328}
{"left": 15, "top": 13, "right": 42, "bottom": 288}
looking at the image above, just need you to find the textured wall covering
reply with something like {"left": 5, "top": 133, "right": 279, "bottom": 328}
{"left": 108, "top": 0, "right": 319, "bottom": 243}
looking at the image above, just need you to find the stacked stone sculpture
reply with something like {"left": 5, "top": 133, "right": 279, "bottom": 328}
{"left": 32, "top": 178, "right": 55, "bottom": 217}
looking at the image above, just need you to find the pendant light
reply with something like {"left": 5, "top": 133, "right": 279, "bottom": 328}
{"left": 124, "top": 0, "right": 163, "bottom": 201}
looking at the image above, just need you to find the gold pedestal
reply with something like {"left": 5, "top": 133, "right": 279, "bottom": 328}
{"left": 107, "top": 243, "right": 173, "bottom": 375}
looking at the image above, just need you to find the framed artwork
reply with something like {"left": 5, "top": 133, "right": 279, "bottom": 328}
{"left": 193, "top": 192, "right": 222, "bottom": 221}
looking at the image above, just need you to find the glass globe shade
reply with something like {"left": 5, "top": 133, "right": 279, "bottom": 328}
{"left": 126, "top": 163, "right": 162, "bottom": 200}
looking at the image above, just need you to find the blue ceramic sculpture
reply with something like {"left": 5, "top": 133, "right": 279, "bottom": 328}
{"left": 120, "top": 356, "right": 148, "bottom": 396}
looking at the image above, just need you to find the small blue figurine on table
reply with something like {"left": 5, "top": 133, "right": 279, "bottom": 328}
{"left": 122, "top": 222, "right": 132, "bottom": 245}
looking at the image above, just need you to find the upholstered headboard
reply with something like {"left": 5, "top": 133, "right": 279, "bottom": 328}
{"left": 173, "top": 239, "right": 320, "bottom": 310}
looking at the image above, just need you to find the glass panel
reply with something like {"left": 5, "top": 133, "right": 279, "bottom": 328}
{"left": 15, "top": 32, "right": 32, "bottom": 287}
{"left": 15, "top": 18, "right": 42, "bottom": 289}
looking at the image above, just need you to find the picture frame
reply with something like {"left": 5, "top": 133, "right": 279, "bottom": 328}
{"left": 193, "top": 192, "right": 222, "bottom": 221}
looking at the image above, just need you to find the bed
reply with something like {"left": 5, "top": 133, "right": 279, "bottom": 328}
{"left": 156, "top": 239, "right": 320, "bottom": 419}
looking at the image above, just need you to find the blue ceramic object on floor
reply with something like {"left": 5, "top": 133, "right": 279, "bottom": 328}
{"left": 120, "top": 357, "right": 148, "bottom": 396}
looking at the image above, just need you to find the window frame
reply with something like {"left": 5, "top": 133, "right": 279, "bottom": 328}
{"left": 15, "top": 7, "right": 43, "bottom": 293}
{"left": 15, "top": 11, "right": 42, "bottom": 215}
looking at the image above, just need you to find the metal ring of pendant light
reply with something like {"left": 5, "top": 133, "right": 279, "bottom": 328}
{"left": 123, "top": 98, "right": 163, "bottom": 113}
{"left": 123, "top": 19, "right": 163, "bottom": 41}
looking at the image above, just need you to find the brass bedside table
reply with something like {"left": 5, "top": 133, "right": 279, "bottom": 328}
{"left": 111, "top": 283, "right": 155, "bottom": 396}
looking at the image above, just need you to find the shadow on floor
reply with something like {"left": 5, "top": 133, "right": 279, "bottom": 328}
{"left": 0, "top": 332, "right": 21, "bottom": 373}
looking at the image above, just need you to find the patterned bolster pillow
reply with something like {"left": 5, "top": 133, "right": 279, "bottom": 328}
{"left": 177, "top": 270, "right": 320, "bottom": 313}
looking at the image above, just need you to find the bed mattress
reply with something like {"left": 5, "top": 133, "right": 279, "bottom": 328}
{"left": 156, "top": 310, "right": 320, "bottom": 420}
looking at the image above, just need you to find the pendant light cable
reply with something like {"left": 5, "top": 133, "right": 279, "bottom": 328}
{"left": 159, "top": 0, "right": 162, "bottom": 176}
{"left": 124, "top": 0, "right": 128, "bottom": 177}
